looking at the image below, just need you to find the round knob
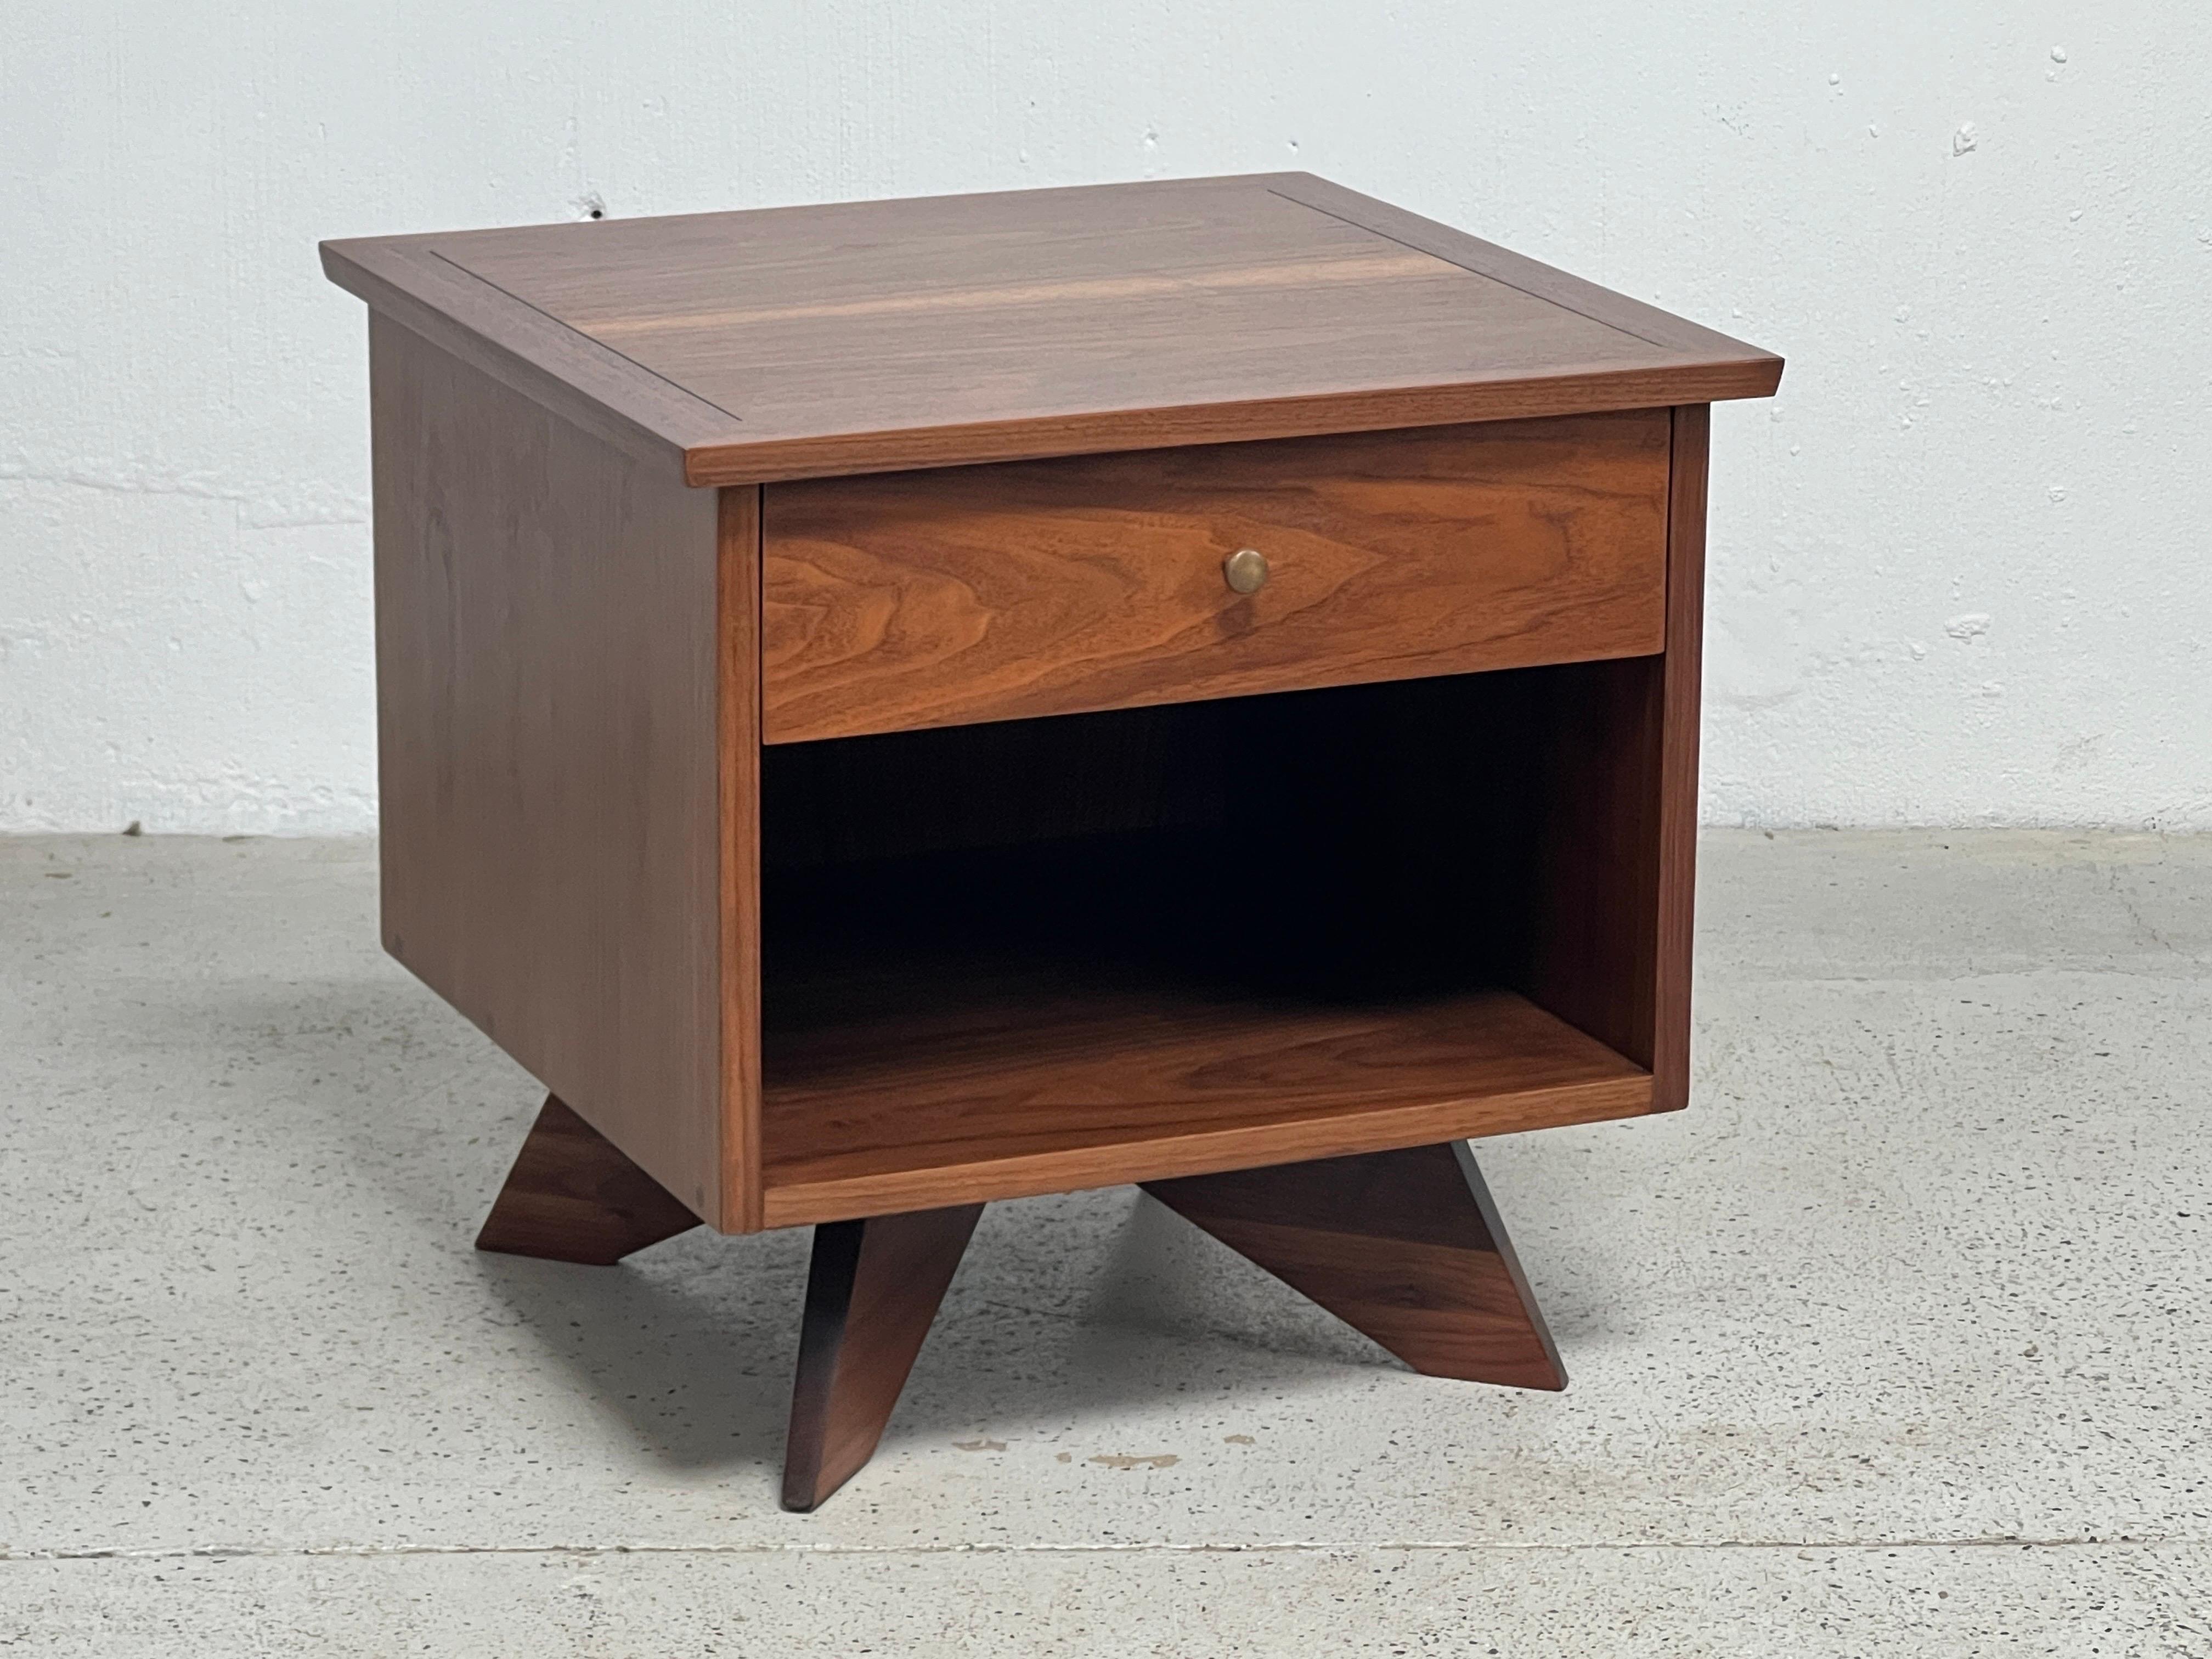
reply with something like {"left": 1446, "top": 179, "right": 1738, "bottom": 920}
{"left": 1222, "top": 548, "right": 1269, "bottom": 595}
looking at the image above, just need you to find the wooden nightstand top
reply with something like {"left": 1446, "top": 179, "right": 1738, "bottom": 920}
{"left": 323, "top": 172, "right": 1780, "bottom": 487}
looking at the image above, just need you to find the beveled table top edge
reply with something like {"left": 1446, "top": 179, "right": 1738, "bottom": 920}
{"left": 322, "top": 171, "right": 1783, "bottom": 487}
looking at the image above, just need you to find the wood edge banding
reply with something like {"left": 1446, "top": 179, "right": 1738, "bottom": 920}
{"left": 718, "top": 485, "right": 767, "bottom": 1231}
{"left": 683, "top": 363, "right": 1779, "bottom": 486}
{"left": 1651, "top": 404, "right": 1711, "bottom": 1114}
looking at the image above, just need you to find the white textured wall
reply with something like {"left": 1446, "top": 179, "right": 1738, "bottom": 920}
{"left": 4, "top": 4, "right": 2209, "bottom": 832}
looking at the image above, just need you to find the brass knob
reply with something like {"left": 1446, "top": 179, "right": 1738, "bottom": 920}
{"left": 1222, "top": 548, "right": 1269, "bottom": 595}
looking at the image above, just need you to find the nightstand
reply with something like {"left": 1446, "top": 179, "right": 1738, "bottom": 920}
{"left": 321, "top": 172, "right": 1781, "bottom": 1510}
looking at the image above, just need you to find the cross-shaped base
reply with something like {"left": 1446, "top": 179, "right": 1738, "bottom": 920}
{"left": 477, "top": 1094, "right": 1565, "bottom": 1510}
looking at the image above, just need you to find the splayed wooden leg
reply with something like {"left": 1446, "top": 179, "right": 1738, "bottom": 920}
{"left": 1144, "top": 1140, "right": 1566, "bottom": 1390}
{"left": 475, "top": 1093, "right": 702, "bottom": 1265}
{"left": 782, "top": 1204, "right": 985, "bottom": 1511}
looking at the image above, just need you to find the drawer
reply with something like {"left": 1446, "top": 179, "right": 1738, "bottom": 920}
{"left": 760, "top": 409, "right": 1671, "bottom": 744}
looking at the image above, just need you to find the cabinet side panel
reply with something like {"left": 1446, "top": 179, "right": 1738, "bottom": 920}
{"left": 1517, "top": 655, "right": 1663, "bottom": 1069}
{"left": 370, "top": 314, "right": 726, "bottom": 1225}
{"left": 718, "top": 486, "right": 765, "bottom": 1232}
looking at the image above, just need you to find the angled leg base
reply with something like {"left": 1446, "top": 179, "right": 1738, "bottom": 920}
{"left": 475, "top": 1093, "right": 703, "bottom": 1265}
{"left": 1143, "top": 1140, "right": 1566, "bottom": 1391}
{"left": 783, "top": 1204, "right": 986, "bottom": 1512}
{"left": 478, "top": 1120, "right": 1558, "bottom": 1511}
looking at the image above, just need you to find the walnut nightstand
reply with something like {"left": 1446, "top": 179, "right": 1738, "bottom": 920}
{"left": 321, "top": 173, "right": 1781, "bottom": 1510}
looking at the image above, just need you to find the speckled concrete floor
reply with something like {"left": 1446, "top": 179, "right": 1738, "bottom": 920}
{"left": 3, "top": 830, "right": 2207, "bottom": 1656}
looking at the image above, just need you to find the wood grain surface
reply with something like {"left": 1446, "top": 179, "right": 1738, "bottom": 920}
{"left": 324, "top": 174, "right": 1781, "bottom": 484}
{"left": 370, "top": 317, "right": 730, "bottom": 1224}
{"left": 1144, "top": 1140, "right": 1566, "bottom": 1389}
{"left": 782, "top": 1204, "right": 985, "bottom": 1510}
{"left": 475, "top": 1094, "right": 703, "bottom": 1265}
{"left": 759, "top": 976, "right": 1649, "bottom": 1227}
{"left": 1269, "top": 175, "right": 1775, "bottom": 366}
{"left": 760, "top": 413, "right": 1669, "bottom": 742}
{"left": 321, "top": 239, "right": 729, "bottom": 475}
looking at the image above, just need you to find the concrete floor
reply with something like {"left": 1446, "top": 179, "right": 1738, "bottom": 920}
{"left": 2, "top": 830, "right": 2208, "bottom": 1656}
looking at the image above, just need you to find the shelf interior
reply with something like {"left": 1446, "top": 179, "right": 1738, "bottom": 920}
{"left": 755, "top": 667, "right": 1662, "bottom": 1223}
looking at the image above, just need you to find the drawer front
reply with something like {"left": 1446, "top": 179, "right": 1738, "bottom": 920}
{"left": 761, "top": 410, "right": 1671, "bottom": 744}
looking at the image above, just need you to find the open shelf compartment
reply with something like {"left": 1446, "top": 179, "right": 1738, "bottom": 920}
{"left": 755, "top": 662, "right": 1668, "bottom": 1226}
